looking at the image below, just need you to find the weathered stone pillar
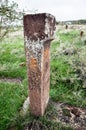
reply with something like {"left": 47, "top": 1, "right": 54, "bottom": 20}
{"left": 23, "top": 13, "right": 56, "bottom": 116}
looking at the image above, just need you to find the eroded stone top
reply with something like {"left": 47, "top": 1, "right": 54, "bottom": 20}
{"left": 23, "top": 13, "right": 56, "bottom": 41}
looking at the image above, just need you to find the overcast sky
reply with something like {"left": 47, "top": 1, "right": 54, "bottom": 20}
{"left": 12, "top": 0, "right": 86, "bottom": 21}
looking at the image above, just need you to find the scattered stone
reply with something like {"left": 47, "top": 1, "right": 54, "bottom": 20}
{"left": 71, "top": 108, "right": 81, "bottom": 117}
{"left": 19, "top": 62, "right": 26, "bottom": 67}
{"left": 62, "top": 48, "right": 77, "bottom": 55}
{"left": 22, "top": 97, "right": 30, "bottom": 115}
{"left": 11, "top": 49, "right": 19, "bottom": 54}
{"left": 53, "top": 101, "right": 86, "bottom": 130}
{"left": 75, "top": 127, "right": 83, "bottom": 130}
{"left": 83, "top": 80, "right": 86, "bottom": 88}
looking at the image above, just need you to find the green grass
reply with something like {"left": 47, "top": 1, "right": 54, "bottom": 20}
{"left": 50, "top": 28, "right": 86, "bottom": 108}
{"left": 0, "top": 36, "right": 28, "bottom": 130}
{"left": 0, "top": 82, "right": 28, "bottom": 130}
{"left": 5, "top": 101, "right": 73, "bottom": 130}
{"left": 0, "top": 27, "right": 86, "bottom": 130}
{"left": 56, "top": 29, "right": 79, "bottom": 42}
{"left": 0, "top": 37, "right": 26, "bottom": 79}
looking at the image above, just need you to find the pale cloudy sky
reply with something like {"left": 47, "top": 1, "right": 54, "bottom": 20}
{"left": 11, "top": 0, "right": 86, "bottom": 21}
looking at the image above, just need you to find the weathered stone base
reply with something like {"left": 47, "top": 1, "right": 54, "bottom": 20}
{"left": 22, "top": 97, "right": 30, "bottom": 116}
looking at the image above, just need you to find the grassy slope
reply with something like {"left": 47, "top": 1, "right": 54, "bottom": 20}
{"left": 0, "top": 36, "right": 28, "bottom": 130}
{"left": 50, "top": 28, "right": 86, "bottom": 108}
{"left": 0, "top": 27, "right": 86, "bottom": 130}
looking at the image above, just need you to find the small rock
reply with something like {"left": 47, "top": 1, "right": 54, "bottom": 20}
{"left": 19, "top": 62, "right": 26, "bottom": 67}
{"left": 71, "top": 108, "right": 81, "bottom": 117}
{"left": 75, "top": 127, "right": 83, "bottom": 130}
{"left": 20, "top": 97, "right": 30, "bottom": 116}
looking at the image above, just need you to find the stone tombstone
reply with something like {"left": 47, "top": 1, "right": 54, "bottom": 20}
{"left": 23, "top": 13, "right": 56, "bottom": 116}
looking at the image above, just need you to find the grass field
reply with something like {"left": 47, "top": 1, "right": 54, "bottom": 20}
{"left": 0, "top": 25, "right": 86, "bottom": 130}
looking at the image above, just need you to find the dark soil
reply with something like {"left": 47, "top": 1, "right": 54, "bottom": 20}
{"left": 23, "top": 101, "right": 86, "bottom": 130}
{"left": 53, "top": 102, "right": 86, "bottom": 130}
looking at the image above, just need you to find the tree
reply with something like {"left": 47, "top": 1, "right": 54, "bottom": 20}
{"left": 0, "top": 0, "right": 23, "bottom": 40}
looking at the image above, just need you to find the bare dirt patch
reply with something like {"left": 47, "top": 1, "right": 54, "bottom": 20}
{"left": 0, "top": 78, "right": 22, "bottom": 84}
{"left": 53, "top": 102, "right": 86, "bottom": 130}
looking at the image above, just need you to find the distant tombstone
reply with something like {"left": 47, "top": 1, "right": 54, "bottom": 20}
{"left": 65, "top": 24, "right": 68, "bottom": 29}
{"left": 80, "top": 31, "right": 84, "bottom": 37}
{"left": 23, "top": 13, "right": 56, "bottom": 116}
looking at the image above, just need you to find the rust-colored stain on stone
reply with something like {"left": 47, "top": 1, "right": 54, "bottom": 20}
{"left": 42, "top": 42, "right": 50, "bottom": 110}
{"left": 29, "top": 58, "right": 41, "bottom": 90}
{"left": 44, "top": 48, "right": 49, "bottom": 59}
{"left": 23, "top": 13, "right": 56, "bottom": 116}
{"left": 29, "top": 58, "right": 37, "bottom": 70}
